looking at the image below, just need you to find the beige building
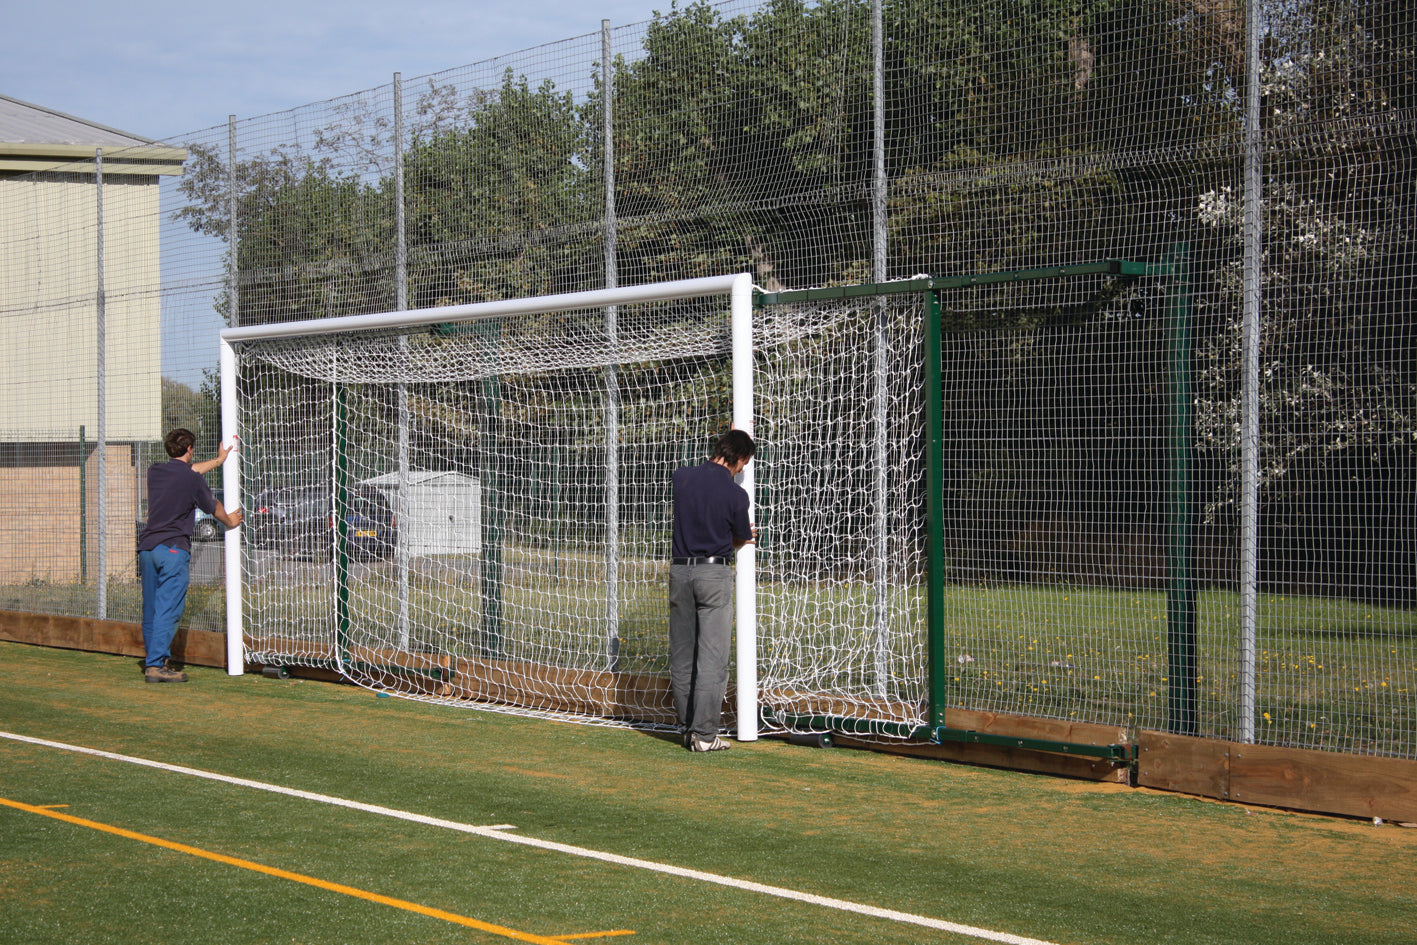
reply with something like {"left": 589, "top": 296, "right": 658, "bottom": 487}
{"left": 0, "top": 94, "right": 187, "bottom": 584}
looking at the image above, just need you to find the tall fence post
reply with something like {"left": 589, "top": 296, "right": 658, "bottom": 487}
{"left": 394, "top": 71, "right": 412, "bottom": 651}
{"left": 602, "top": 18, "right": 622, "bottom": 673}
{"left": 1238, "top": 0, "right": 1264, "bottom": 746}
{"left": 871, "top": 0, "right": 886, "bottom": 277}
{"left": 225, "top": 115, "right": 242, "bottom": 671}
{"left": 334, "top": 379, "right": 352, "bottom": 667}
{"left": 227, "top": 116, "right": 239, "bottom": 329}
{"left": 394, "top": 72, "right": 407, "bottom": 315}
{"left": 94, "top": 148, "right": 107, "bottom": 619}
{"left": 79, "top": 426, "right": 88, "bottom": 585}
{"left": 478, "top": 322, "right": 505, "bottom": 659}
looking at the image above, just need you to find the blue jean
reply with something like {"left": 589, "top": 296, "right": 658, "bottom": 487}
{"left": 139, "top": 544, "right": 191, "bottom": 668}
{"left": 668, "top": 563, "right": 735, "bottom": 738}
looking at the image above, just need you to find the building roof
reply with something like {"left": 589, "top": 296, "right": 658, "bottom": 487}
{"left": 0, "top": 93, "right": 155, "bottom": 146}
{"left": 0, "top": 93, "right": 186, "bottom": 176}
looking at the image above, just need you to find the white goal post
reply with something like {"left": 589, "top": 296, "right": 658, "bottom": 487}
{"left": 219, "top": 273, "right": 759, "bottom": 740}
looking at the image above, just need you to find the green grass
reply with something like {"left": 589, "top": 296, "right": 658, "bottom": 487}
{"left": 5, "top": 568, "right": 1415, "bottom": 755}
{"left": 756, "top": 580, "right": 1417, "bottom": 754}
{"left": 1, "top": 642, "right": 1415, "bottom": 945}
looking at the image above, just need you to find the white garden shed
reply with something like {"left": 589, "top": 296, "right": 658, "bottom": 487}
{"left": 361, "top": 471, "right": 481, "bottom": 556}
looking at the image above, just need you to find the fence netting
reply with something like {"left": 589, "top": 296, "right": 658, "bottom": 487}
{"left": 1, "top": 0, "right": 1411, "bottom": 757}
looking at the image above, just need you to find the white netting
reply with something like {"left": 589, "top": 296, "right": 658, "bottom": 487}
{"left": 235, "top": 297, "right": 731, "bottom": 727}
{"left": 755, "top": 295, "right": 929, "bottom": 734}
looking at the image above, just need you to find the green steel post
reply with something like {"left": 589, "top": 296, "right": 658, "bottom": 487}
{"left": 925, "top": 290, "right": 947, "bottom": 730}
{"left": 479, "top": 323, "right": 504, "bottom": 658}
{"left": 334, "top": 384, "right": 351, "bottom": 665}
{"left": 1166, "top": 242, "right": 1198, "bottom": 736}
{"left": 552, "top": 441, "right": 562, "bottom": 584}
{"left": 79, "top": 426, "right": 88, "bottom": 585}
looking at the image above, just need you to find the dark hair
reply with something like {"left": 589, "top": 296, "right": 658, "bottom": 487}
{"left": 712, "top": 429, "right": 756, "bottom": 466}
{"left": 164, "top": 428, "right": 197, "bottom": 458}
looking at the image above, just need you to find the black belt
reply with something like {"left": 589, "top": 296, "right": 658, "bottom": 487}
{"left": 672, "top": 556, "right": 732, "bottom": 566}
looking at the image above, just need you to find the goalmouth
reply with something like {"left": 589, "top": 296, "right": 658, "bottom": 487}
{"left": 218, "top": 273, "right": 759, "bottom": 740}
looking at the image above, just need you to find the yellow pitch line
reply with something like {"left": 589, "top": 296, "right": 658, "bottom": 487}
{"left": 0, "top": 796, "right": 630, "bottom": 945}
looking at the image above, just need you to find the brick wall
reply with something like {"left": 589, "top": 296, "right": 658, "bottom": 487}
{"left": 0, "top": 442, "right": 139, "bottom": 583}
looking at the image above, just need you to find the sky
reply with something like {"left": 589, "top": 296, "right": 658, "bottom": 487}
{"left": 1, "top": 0, "right": 668, "bottom": 141}
{"left": 2, "top": 0, "right": 674, "bottom": 388}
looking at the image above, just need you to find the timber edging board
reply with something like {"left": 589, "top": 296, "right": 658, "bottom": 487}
{"left": 1137, "top": 729, "right": 1417, "bottom": 823}
{"left": 3, "top": 609, "right": 1414, "bottom": 822}
{"left": 0, "top": 610, "right": 227, "bottom": 669}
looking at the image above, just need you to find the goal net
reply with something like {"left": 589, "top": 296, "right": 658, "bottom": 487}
{"left": 753, "top": 294, "right": 930, "bottom": 736}
{"left": 222, "top": 273, "right": 954, "bottom": 740}
{"left": 220, "top": 276, "right": 755, "bottom": 731}
{"left": 224, "top": 272, "right": 1162, "bottom": 744}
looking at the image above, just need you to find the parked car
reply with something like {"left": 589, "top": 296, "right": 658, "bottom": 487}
{"left": 247, "top": 486, "right": 396, "bottom": 560}
{"left": 193, "top": 489, "right": 224, "bottom": 542}
{"left": 244, "top": 486, "right": 320, "bottom": 549}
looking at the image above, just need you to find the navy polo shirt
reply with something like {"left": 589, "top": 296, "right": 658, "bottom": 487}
{"left": 671, "top": 461, "right": 752, "bottom": 559}
{"left": 138, "top": 459, "right": 217, "bottom": 553}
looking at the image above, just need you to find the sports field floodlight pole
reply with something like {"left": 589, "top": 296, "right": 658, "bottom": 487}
{"left": 219, "top": 274, "right": 759, "bottom": 731}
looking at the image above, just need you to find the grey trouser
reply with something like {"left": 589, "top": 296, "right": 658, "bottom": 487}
{"left": 668, "top": 562, "right": 734, "bottom": 738}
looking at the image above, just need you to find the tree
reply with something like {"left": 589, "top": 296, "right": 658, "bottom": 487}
{"left": 160, "top": 376, "right": 220, "bottom": 456}
{"left": 1189, "top": 0, "right": 1416, "bottom": 603}
{"left": 402, "top": 70, "right": 597, "bottom": 306}
{"left": 175, "top": 145, "right": 395, "bottom": 327}
{"left": 169, "top": 0, "right": 1411, "bottom": 603}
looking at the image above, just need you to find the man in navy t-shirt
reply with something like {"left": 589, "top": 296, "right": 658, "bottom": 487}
{"left": 669, "top": 429, "right": 756, "bottom": 751}
{"left": 136, "top": 428, "right": 241, "bottom": 682}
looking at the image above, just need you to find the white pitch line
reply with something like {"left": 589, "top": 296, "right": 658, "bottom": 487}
{"left": 1, "top": 730, "right": 1061, "bottom": 945}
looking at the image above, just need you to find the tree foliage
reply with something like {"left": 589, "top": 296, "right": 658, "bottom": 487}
{"left": 160, "top": 376, "right": 220, "bottom": 456}
{"left": 175, "top": 0, "right": 1413, "bottom": 602}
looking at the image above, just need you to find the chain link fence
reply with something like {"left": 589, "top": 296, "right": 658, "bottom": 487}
{"left": 1, "top": 0, "right": 1411, "bottom": 757}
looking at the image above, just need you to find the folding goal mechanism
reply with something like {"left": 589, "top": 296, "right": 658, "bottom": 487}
{"left": 758, "top": 253, "right": 1189, "bottom": 754}
{"left": 765, "top": 710, "right": 1139, "bottom": 765}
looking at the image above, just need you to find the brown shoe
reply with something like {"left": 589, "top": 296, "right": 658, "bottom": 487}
{"left": 145, "top": 665, "right": 189, "bottom": 683}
